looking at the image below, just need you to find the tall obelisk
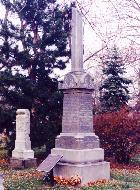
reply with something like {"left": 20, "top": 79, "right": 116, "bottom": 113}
{"left": 71, "top": 8, "right": 83, "bottom": 72}
{"left": 52, "top": 7, "right": 110, "bottom": 185}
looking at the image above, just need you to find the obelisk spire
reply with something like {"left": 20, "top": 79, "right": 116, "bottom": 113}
{"left": 71, "top": 7, "right": 84, "bottom": 72}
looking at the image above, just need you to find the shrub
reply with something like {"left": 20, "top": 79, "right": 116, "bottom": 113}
{"left": 94, "top": 107, "right": 139, "bottom": 164}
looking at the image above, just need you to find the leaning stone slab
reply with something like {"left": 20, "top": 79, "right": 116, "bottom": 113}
{"left": 37, "top": 154, "right": 63, "bottom": 173}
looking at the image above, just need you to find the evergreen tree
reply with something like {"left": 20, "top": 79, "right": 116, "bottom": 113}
{"left": 0, "top": 0, "right": 72, "bottom": 153}
{"left": 99, "top": 47, "right": 132, "bottom": 112}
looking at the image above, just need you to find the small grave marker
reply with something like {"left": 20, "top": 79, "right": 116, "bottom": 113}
{"left": 37, "top": 154, "right": 63, "bottom": 173}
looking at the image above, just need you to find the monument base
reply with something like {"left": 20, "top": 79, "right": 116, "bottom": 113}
{"left": 10, "top": 158, "right": 37, "bottom": 169}
{"left": 53, "top": 161, "right": 110, "bottom": 186}
{"left": 12, "top": 149, "right": 34, "bottom": 160}
{"left": 51, "top": 141, "right": 110, "bottom": 186}
{"left": 51, "top": 148, "right": 104, "bottom": 163}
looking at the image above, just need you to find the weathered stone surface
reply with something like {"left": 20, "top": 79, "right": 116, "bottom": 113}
{"left": 62, "top": 90, "right": 93, "bottom": 133}
{"left": 24, "top": 158, "right": 37, "bottom": 168}
{"left": 10, "top": 158, "right": 37, "bottom": 169}
{"left": 12, "top": 150, "right": 34, "bottom": 160}
{"left": 12, "top": 109, "right": 34, "bottom": 160}
{"left": 51, "top": 148, "right": 104, "bottom": 164}
{"left": 55, "top": 133, "right": 99, "bottom": 149}
{"left": 10, "top": 158, "right": 24, "bottom": 169}
{"left": 53, "top": 161, "right": 110, "bottom": 186}
{"left": 37, "top": 154, "right": 63, "bottom": 172}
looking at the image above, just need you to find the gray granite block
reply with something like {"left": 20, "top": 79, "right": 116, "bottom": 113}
{"left": 53, "top": 161, "right": 110, "bottom": 186}
{"left": 51, "top": 148, "right": 104, "bottom": 164}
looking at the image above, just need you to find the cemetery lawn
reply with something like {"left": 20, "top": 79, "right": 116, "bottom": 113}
{"left": 1, "top": 162, "right": 139, "bottom": 190}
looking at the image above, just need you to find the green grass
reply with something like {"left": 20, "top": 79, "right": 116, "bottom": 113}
{"left": 4, "top": 179, "right": 44, "bottom": 190}
{"left": 1, "top": 166, "right": 139, "bottom": 190}
{"left": 111, "top": 171, "right": 140, "bottom": 182}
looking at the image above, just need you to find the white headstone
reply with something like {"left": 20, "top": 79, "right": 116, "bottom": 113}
{"left": 71, "top": 8, "right": 84, "bottom": 72}
{"left": 12, "top": 109, "right": 34, "bottom": 160}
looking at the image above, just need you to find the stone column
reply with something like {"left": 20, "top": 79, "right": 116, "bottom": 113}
{"left": 71, "top": 8, "right": 83, "bottom": 72}
{"left": 10, "top": 109, "right": 36, "bottom": 169}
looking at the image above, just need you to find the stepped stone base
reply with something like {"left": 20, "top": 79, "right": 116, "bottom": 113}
{"left": 52, "top": 132, "right": 110, "bottom": 185}
{"left": 51, "top": 147, "right": 110, "bottom": 185}
{"left": 10, "top": 158, "right": 37, "bottom": 169}
{"left": 51, "top": 148, "right": 104, "bottom": 164}
{"left": 53, "top": 161, "right": 110, "bottom": 186}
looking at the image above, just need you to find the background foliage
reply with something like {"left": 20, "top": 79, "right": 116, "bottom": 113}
{"left": 0, "top": 0, "right": 72, "bottom": 153}
{"left": 94, "top": 106, "right": 139, "bottom": 164}
{"left": 99, "top": 47, "right": 132, "bottom": 112}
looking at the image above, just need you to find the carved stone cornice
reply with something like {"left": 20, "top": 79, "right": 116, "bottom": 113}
{"left": 59, "top": 71, "right": 94, "bottom": 90}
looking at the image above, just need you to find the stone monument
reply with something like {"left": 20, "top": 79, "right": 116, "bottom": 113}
{"left": 10, "top": 109, "right": 37, "bottom": 169}
{"left": 51, "top": 7, "right": 110, "bottom": 185}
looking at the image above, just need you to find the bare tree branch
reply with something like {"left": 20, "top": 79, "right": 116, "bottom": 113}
{"left": 84, "top": 45, "right": 107, "bottom": 63}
